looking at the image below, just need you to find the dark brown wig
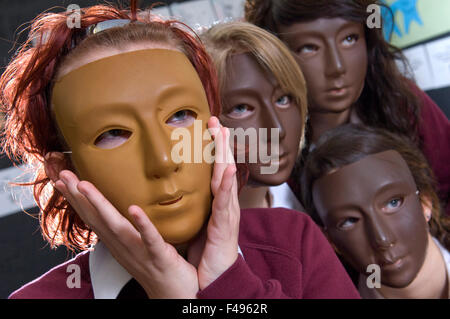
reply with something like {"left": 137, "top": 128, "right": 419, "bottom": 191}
{"left": 245, "top": 0, "right": 421, "bottom": 144}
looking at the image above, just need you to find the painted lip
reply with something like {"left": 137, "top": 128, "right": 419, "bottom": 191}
{"left": 379, "top": 255, "right": 406, "bottom": 271}
{"left": 156, "top": 191, "right": 185, "bottom": 206}
{"left": 159, "top": 195, "right": 183, "bottom": 206}
{"left": 326, "top": 86, "right": 349, "bottom": 97}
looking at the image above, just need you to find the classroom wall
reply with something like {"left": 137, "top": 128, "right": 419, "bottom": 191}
{"left": 383, "top": 0, "right": 450, "bottom": 117}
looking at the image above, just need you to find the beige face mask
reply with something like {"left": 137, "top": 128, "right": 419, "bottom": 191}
{"left": 52, "top": 49, "right": 213, "bottom": 244}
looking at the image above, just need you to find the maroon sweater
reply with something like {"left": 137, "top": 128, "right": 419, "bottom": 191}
{"left": 414, "top": 86, "right": 450, "bottom": 215}
{"left": 9, "top": 208, "right": 360, "bottom": 299}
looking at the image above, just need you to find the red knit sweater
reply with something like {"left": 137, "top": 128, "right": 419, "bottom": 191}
{"left": 9, "top": 208, "right": 360, "bottom": 299}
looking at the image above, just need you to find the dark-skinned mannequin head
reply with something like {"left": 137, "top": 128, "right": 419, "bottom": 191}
{"left": 0, "top": 4, "right": 224, "bottom": 251}
{"left": 301, "top": 124, "right": 450, "bottom": 289}
{"left": 245, "top": 0, "right": 421, "bottom": 145}
{"left": 201, "top": 21, "right": 307, "bottom": 186}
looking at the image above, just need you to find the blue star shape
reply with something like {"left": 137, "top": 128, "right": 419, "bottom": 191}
{"left": 381, "top": 1, "right": 402, "bottom": 39}
{"left": 391, "top": 0, "right": 423, "bottom": 34}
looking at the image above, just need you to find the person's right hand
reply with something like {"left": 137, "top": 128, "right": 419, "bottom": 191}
{"left": 55, "top": 171, "right": 200, "bottom": 299}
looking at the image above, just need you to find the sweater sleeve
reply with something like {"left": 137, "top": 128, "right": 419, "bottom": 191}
{"left": 197, "top": 209, "right": 360, "bottom": 299}
{"left": 196, "top": 254, "right": 291, "bottom": 299}
{"left": 414, "top": 86, "right": 450, "bottom": 215}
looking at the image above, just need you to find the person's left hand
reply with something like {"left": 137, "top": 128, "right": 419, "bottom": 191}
{"left": 188, "top": 116, "right": 240, "bottom": 290}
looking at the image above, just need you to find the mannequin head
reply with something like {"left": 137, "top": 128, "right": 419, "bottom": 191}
{"left": 301, "top": 124, "right": 449, "bottom": 288}
{"left": 201, "top": 21, "right": 307, "bottom": 186}
{"left": 0, "top": 5, "right": 221, "bottom": 250}
{"left": 245, "top": 0, "right": 421, "bottom": 141}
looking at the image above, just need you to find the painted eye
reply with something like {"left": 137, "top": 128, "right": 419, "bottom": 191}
{"left": 337, "top": 217, "right": 359, "bottom": 230}
{"left": 382, "top": 197, "right": 404, "bottom": 213}
{"left": 94, "top": 129, "right": 131, "bottom": 149}
{"left": 275, "top": 95, "right": 292, "bottom": 109}
{"left": 166, "top": 109, "right": 197, "bottom": 127}
{"left": 342, "top": 34, "right": 359, "bottom": 47}
{"left": 296, "top": 44, "right": 319, "bottom": 56}
{"left": 228, "top": 104, "right": 254, "bottom": 119}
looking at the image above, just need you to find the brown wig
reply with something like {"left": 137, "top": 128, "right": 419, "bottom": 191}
{"left": 301, "top": 124, "right": 450, "bottom": 250}
{"left": 245, "top": 0, "right": 421, "bottom": 145}
{"left": 0, "top": 3, "right": 223, "bottom": 252}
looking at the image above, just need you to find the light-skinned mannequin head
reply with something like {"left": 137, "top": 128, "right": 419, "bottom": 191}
{"left": 201, "top": 21, "right": 307, "bottom": 188}
{"left": 0, "top": 4, "right": 223, "bottom": 251}
{"left": 301, "top": 124, "right": 450, "bottom": 295}
{"left": 245, "top": 0, "right": 422, "bottom": 145}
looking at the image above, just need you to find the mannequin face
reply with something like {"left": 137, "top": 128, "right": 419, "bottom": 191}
{"left": 278, "top": 18, "right": 367, "bottom": 114}
{"left": 52, "top": 49, "right": 212, "bottom": 245}
{"left": 312, "top": 150, "right": 428, "bottom": 288}
{"left": 219, "top": 53, "right": 302, "bottom": 186}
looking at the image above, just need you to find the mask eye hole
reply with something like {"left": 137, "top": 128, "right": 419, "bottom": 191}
{"left": 94, "top": 129, "right": 132, "bottom": 149}
{"left": 227, "top": 104, "right": 254, "bottom": 119}
{"left": 336, "top": 217, "right": 359, "bottom": 230}
{"left": 166, "top": 109, "right": 197, "bottom": 127}
{"left": 275, "top": 94, "right": 292, "bottom": 109}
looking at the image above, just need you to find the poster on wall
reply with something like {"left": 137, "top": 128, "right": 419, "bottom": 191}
{"left": 382, "top": 0, "right": 450, "bottom": 48}
{"left": 170, "top": 0, "right": 218, "bottom": 30}
{"left": 212, "top": 0, "right": 245, "bottom": 21}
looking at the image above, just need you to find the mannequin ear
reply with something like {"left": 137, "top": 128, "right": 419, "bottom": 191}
{"left": 44, "top": 152, "right": 67, "bottom": 183}
{"left": 420, "top": 196, "right": 433, "bottom": 223}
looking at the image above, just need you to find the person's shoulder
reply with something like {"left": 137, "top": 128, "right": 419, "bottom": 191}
{"left": 8, "top": 250, "right": 93, "bottom": 299}
{"left": 239, "top": 208, "right": 319, "bottom": 254}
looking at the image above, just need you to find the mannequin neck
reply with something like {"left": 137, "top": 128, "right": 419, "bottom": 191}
{"left": 378, "top": 234, "right": 448, "bottom": 299}
{"left": 308, "top": 105, "right": 360, "bottom": 144}
{"left": 239, "top": 184, "right": 271, "bottom": 209}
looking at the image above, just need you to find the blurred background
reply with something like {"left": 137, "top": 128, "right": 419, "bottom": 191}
{"left": 0, "top": 0, "right": 448, "bottom": 298}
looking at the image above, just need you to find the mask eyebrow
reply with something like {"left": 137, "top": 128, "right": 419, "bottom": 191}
{"left": 153, "top": 84, "right": 205, "bottom": 110}
{"left": 373, "top": 181, "right": 415, "bottom": 199}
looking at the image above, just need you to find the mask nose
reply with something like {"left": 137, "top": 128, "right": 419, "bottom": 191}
{"left": 366, "top": 211, "right": 396, "bottom": 251}
{"left": 260, "top": 99, "right": 286, "bottom": 142}
{"left": 142, "top": 125, "right": 180, "bottom": 179}
{"left": 324, "top": 43, "right": 346, "bottom": 78}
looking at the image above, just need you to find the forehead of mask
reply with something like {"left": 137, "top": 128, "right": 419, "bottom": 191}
{"left": 219, "top": 52, "right": 302, "bottom": 186}
{"left": 52, "top": 49, "right": 213, "bottom": 245}
{"left": 312, "top": 150, "right": 428, "bottom": 287}
{"left": 278, "top": 18, "right": 367, "bottom": 114}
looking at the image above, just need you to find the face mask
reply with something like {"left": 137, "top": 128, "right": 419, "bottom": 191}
{"left": 219, "top": 53, "right": 302, "bottom": 186}
{"left": 52, "top": 49, "right": 213, "bottom": 244}
{"left": 312, "top": 150, "right": 428, "bottom": 288}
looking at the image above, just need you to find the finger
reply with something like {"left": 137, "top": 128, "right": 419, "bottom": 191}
{"left": 212, "top": 164, "right": 237, "bottom": 213}
{"left": 76, "top": 180, "right": 134, "bottom": 232}
{"left": 58, "top": 170, "right": 81, "bottom": 198}
{"left": 128, "top": 205, "right": 168, "bottom": 255}
{"left": 57, "top": 171, "right": 97, "bottom": 224}
{"left": 207, "top": 116, "right": 222, "bottom": 138}
{"left": 211, "top": 126, "right": 230, "bottom": 195}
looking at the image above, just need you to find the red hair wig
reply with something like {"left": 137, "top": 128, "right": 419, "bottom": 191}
{"left": 0, "top": 3, "right": 223, "bottom": 251}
